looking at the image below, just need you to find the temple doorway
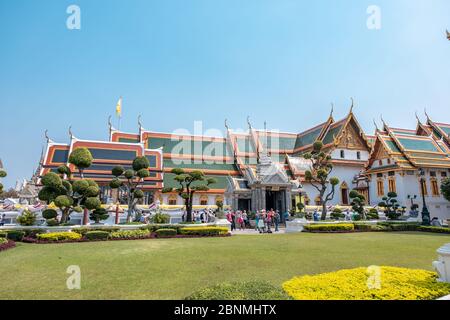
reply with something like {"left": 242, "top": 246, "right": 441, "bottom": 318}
{"left": 265, "top": 190, "right": 285, "bottom": 212}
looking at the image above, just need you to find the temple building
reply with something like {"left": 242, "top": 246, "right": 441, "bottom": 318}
{"left": 37, "top": 108, "right": 450, "bottom": 219}
{"left": 365, "top": 114, "right": 450, "bottom": 220}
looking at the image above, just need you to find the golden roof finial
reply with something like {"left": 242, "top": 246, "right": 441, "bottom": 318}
{"left": 373, "top": 119, "right": 379, "bottom": 132}
{"left": 424, "top": 108, "right": 430, "bottom": 121}
{"left": 330, "top": 103, "right": 334, "bottom": 118}
{"left": 44, "top": 130, "right": 53, "bottom": 143}
{"left": 415, "top": 111, "right": 422, "bottom": 124}
{"left": 138, "top": 115, "right": 143, "bottom": 130}
{"left": 247, "top": 116, "right": 252, "bottom": 130}
{"left": 350, "top": 97, "right": 354, "bottom": 113}
{"left": 224, "top": 119, "right": 229, "bottom": 130}
{"left": 68, "top": 126, "right": 73, "bottom": 139}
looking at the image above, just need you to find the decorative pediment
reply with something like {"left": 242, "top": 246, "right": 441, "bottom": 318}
{"left": 337, "top": 122, "right": 367, "bottom": 150}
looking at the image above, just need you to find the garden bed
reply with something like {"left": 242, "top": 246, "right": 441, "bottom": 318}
{"left": 0, "top": 239, "right": 16, "bottom": 252}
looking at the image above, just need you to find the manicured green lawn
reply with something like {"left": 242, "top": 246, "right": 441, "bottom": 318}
{"left": 0, "top": 232, "right": 449, "bottom": 299}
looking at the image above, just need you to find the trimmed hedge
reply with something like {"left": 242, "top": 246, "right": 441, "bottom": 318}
{"left": 109, "top": 229, "right": 151, "bottom": 239}
{"left": 0, "top": 232, "right": 6, "bottom": 238}
{"left": 186, "top": 281, "right": 291, "bottom": 300}
{"left": 155, "top": 228, "right": 177, "bottom": 237}
{"left": 140, "top": 224, "right": 184, "bottom": 233}
{"left": 85, "top": 231, "right": 110, "bottom": 240}
{"left": 418, "top": 226, "right": 450, "bottom": 234}
{"left": 72, "top": 226, "right": 120, "bottom": 236}
{"left": 6, "top": 230, "right": 25, "bottom": 241}
{"left": 179, "top": 226, "right": 229, "bottom": 236}
{"left": 37, "top": 232, "right": 82, "bottom": 242}
{"left": 377, "top": 222, "right": 420, "bottom": 231}
{"left": 304, "top": 223, "right": 354, "bottom": 232}
{"left": 0, "top": 238, "right": 7, "bottom": 245}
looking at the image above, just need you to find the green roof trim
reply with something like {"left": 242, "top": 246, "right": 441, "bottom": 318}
{"left": 295, "top": 125, "right": 324, "bottom": 149}
{"left": 163, "top": 159, "right": 238, "bottom": 171}
{"left": 384, "top": 140, "right": 401, "bottom": 153}
{"left": 397, "top": 138, "right": 439, "bottom": 152}
{"left": 118, "top": 137, "right": 140, "bottom": 143}
{"left": 322, "top": 124, "right": 343, "bottom": 145}
{"left": 148, "top": 137, "right": 231, "bottom": 157}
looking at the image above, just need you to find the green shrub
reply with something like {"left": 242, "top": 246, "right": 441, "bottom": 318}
{"left": 42, "top": 209, "right": 58, "bottom": 220}
{"left": 155, "top": 228, "right": 177, "bottom": 237}
{"left": 330, "top": 208, "right": 345, "bottom": 220}
{"left": 37, "top": 232, "right": 82, "bottom": 242}
{"left": 46, "top": 218, "right": 59, "bottom": 226}
{"left": 0, "top": 238, "right": 8, "bottom": 245}
{"left": 109, "top": 229, "right": 150, "bottom": 239}
{"left": 0, "top": 232, "right": 7, "bottom": 238}
{"left": 366, "top": 209, "right": 379, "bottom": 220}
{"left": 304, "top": 223, "right": 354, "bottom": 232}
{"left": 85, "top": 231, "right": 110, "bottom": 240}
{"left": 72, "top": 226, "right": 120, "bottom": 236}
{"left": 179, "top": 226, "right": 229, "bottom": 236}
{"left": 418, "top": 226, "right": 450, "bottom": 234}
{"left": 150, "top": 212, "right": 171, "bottom": 224}
{"left": 377, "top": 222, "right": 419, "bottom": 231}
{"left": 353, "top": 223, "right": 373, "bottom": 231}
{"left": 140, "top": 224, "right": 183, "bottom": 233}
{"left": 23, "top": 229, "right": 46, "bottom": 238}
{"left": 16, "top": 209, "right": 37, "bottom": 226}
{"left": 89, "top": 208, "right": 110, "bottom": 224}
{"left": 186, "top": 281, "right": 290, "bottom": 300}
{"left": 6, "top": 230, "right": 25, "bottom": 241}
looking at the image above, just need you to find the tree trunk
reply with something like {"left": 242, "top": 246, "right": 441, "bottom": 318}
{"left": 60, "top": 208, "right": 71, "bottom": 224}
{"left": 185, "top": 197, "right": 192, "bottom": 222}
{"left": 82, "top": 207, "right": 89, "bottom": 225}
{"left": 127, "top": 197, "right": 134, "bottom": 222}
{"left": 321, "top": 202, "right": 327, "bottom": 221}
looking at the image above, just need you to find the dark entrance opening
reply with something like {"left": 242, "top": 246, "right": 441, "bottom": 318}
{"left": 238, "top": 199, "right": 251, "bottom": 211}
{"left": 266, "top": 190, "right": 285, "bottom": 212}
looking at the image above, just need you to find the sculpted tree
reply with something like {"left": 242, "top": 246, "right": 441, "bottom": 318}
{"left": 38, "top": 148, "right": 101, "bottom": 224}
{"left": 0, "top": 169, "right": 6, "bottom": 195}
{"left": 349, "top": 190, "right": 366, "bottom": 220}
{"left": 109, "top": 156, "right": 151, "bottom": 222}
{"left": 303, "top": 141, "right": 340, "bottom": 220}
{"left": 378, "top": 192, "right": 401, "bottom": 220}
{"left": 441, "top": 178, "right": 450, "bottom": 202}
{"left": 162, "top": 169, "right": 216, "bottom": 222}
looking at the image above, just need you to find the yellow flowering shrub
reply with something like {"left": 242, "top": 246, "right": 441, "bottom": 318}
{"left": 283, "top": 266, "right": 450, "bottom": 300}
{"left": 37, "top": 232, "right": 82, "bottom": 242}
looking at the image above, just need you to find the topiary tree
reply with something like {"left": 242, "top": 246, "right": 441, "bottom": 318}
{"left": 441, "top": 178, "right": 450, "bottom": 202}
{"left": 42, "top": 208, "right": 58, "bottom": 220}
{"left": 90, "top": 208, "right": 109, "bottom": 224}
{"left": 0, "top": 169, "right": 7, "bottom": 195}
{"left": 162, "top": 168, "right": 217, "bottom": 222}
{"left": 349, "top": 190, "right": 366, "bottom": 220}
{"left": 378, "top": 192, "right": 401, "bottom": 220}
{"left": 303, "top": 141, "right": 340, "bottom": 220}
{"left": 109, "top": 156, "right": 151, "bottom": 222}
{"left": 38, "top": 148, "right": 101, "bottom": 224}
{"left": 68, "top": 148, "right": 93, "bottom": 178}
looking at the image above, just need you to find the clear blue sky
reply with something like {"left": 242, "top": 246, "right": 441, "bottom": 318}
{"left": 0, "top": 0, "right": 449, "bottom": 188}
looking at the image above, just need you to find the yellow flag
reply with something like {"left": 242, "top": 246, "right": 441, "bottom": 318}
{"left": 115, "top": 97, "right": 122, "bottom": 118}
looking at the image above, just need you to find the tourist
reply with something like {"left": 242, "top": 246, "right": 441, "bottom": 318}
{"left": 237, "top": 212, "right": 244, "bottom": 230}
{"left": 181, "top": 210, "right": 186, "bottom": 222}
{"left": 0, "top": 213, "right": 4, "bottom": 226}
{"left": 226, "top": 211, "right": 236, "bottom": 231}
{"left": 255, "top": 210, "right": 260, "bottom": 232}
{"left": 283, "top": 210, "right": 289, "bottom": 226}
{"left": 266, "top": 210, "right": 272, "bottom": 233}
{"left": 242, "top": 210, "right": 249, "bottom": 228}
{"left": 257, "top": 211, "right": 265, "bottom": 233}
{"left": 274, "top": 210, "right": 280, "bottom": 232}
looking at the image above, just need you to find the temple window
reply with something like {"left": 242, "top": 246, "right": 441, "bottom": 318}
{"left": 388, "top": 178, "right": 396, "bottom": 193}
{"left": 378, "top": 160, "right": 383, "bottom": 166}
{"left": 356, "top": 151, "right": 361, "bottom": 160}
{"left": 431, "top": 179, "right": 439, "bottom": 196}
{"left": 441, "top": 172, "right": 448, "bottom": 178}
{"left": 340, "top": 150, "right": 345, "bottom": 158}
{"left": 314, "top": 196, "right": 322, "bottom": 206}
{"left": 420, "top": 180, "right": 428, "bottom": 196}
{"left": 376, "top": 173, "right": 383, "bottom": 178}
{"left": 215, "top": 195, "right": 224, "bottom": 205}
{"left": 304, "top": 195, "right": 310, "bottom": 206}
{"left": 430, "top": 171, "right": 436, "bottom": 177}
{"left": 168, "top": 194, "right": 177, "bottom": 205}
{"left": 387, "top": 159, "right": 391, "bottom": 164}
{"left": 200, "top": 195, "right": 209, "bottom": 206}
{"left": 377, "top": 180, "right": 384, "bottom": 197}
{"left": 388, "top": 171, "right": 395, "bottom": 176}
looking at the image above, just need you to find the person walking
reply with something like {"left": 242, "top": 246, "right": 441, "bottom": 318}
{"left": 274, "top": 210, "right": 280, "bottom": 232}
{"left": 257, "top": 210, "right": 265, "bottom": 233}
{"left": 237, "top": 212, "right": 244, "bottom": 230}
{"left": 242, "top": 210, "right": 249, "bottom": 228}
{"left": 266, "top": 210, "right": 272, "bottom": 233}
{"left": 255, "top": 210, "right": 260, "bottom": 232}
{"left": 0, "top": 213, "right": 4, "bottom": 226}
{"left": 227, "top": 211, "right": 236, "bottom": 231}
